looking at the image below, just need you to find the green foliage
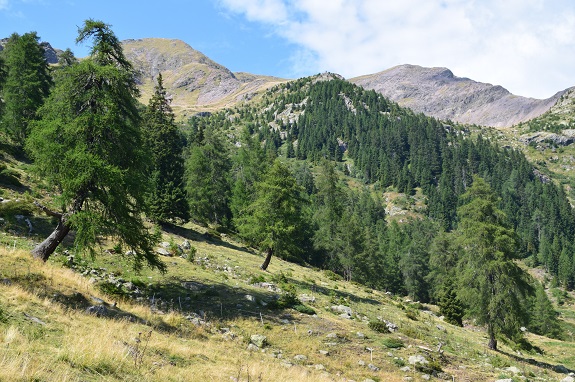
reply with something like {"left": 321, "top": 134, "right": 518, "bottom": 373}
{"left": 0, "top": 163, "right": 22, "bottom": 186}
{"left": 0, "top": 199, "right": 34, "bottom": 218}
{"left": 25, "top": 20, "right": 163, "bottom": 271}
{"left": 455, "top": 176, "right": 534, "bottom": 349}
{"left": 1, "top": 31, "right": 52, "bottom": 144}
{"left": 292, "top": 304, "right": 316, "bottom": 315}
{"left": 142, "top": 73, "right": 188, "bottom": 222}
{"left": 235, "top": 160, "right": 309, "bottom": 269}
{"left": 368, "top": 320, "right": 389, "bottom": 333}
{"left": 324, "top": 270, "right": 343, "bottom": 281}
{"left": 529, "top": 282, "right": 561, "bottom": 339}
{"left": 186, "top": 246, "right": 197, "bottom": 262}
{"left": 185, "top": 124, "right": 231, "bottom": 225}
{"left": 381, "top": 337, "right": 404, "bottom": 349}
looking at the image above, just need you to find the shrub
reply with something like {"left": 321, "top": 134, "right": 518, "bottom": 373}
{"left": 368, "top": 320, "right": 389, "bottom": 333}
{"left": 381, "top": 337, "right": 404, "bottom": 349}
{"left": 186, "top": 246, "right": 197, "bottom": 262}
{"left": 293, "top": 304, "right": 316, "bottom": 315}
{"left": 324, "top": 270, "right": 342, "bottom": 281}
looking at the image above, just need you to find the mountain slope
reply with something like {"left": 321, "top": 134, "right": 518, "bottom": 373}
{"left": 351, "top": 64, "right": 568, "bottom": 128}
{"left": 122, "top": 38, "right": 286, "bottom": 117}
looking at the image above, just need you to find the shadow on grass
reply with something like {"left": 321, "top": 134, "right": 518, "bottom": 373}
{"left": 289, "top": 278, "right": 382, "bottom": 306}
{"left": 160, "top": 221, "right": 252, "bottom": 255}
{"left": 497, "top": 348, "right": 575, "bottom": 375}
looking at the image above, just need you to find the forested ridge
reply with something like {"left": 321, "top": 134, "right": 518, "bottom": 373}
{"left": 0, "top": 25, "right": 573, "bottom": 349}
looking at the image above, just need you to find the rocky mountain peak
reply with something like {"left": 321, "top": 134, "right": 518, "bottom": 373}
{"left": 351, "top": 64, "right": 563, "bottom": 127}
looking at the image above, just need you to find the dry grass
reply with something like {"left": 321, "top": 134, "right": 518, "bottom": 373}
{"left": 0, "top": 226, "right": 574, "bottom": 382}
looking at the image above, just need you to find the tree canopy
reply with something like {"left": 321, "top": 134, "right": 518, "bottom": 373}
{"left": 26, "top": 20, "right": 163, "bottom": 271}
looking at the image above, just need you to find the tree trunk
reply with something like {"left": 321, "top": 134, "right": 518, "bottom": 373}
{"left": 260, "top": 247, "right": 273, "bottom": 270}
{"left": 487, "top": 325, "right": 497, "bottom": 350}
{"left": 31, "top": 217, "right": 70, "bottom": 262}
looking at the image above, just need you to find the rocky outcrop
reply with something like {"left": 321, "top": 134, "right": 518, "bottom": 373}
{"left": 351, "top": 64, "right": 566, "bottom": 128}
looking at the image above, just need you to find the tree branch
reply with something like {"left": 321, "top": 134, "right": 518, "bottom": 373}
{"left": 33, "top": 201, "right": 63, "bottom": 219}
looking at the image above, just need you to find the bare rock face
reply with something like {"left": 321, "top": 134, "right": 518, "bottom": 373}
{"left": 351, "top": 64, "right": 566, "bottom": 127}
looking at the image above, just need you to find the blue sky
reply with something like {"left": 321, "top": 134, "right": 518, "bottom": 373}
{"left": 2, "top": 0, "right": 575, "bottom": 99}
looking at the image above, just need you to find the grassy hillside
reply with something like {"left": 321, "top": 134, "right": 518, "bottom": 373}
{"left": 1, "top": 220, "right": 575, "bottom": 381}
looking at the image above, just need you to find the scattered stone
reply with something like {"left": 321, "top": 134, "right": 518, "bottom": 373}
{"left": 160, "top": 241, "right": 171, "bottom": 248}
{"left": 250, "top": 334, "right": 267, "bottom": 348}
{"left": 325, "top": 342, "right": 338, "bottom": 347}
{"left": 293, "top": 354, "right": 308, "bottom": 362}
{"left": 436, "top": 324, "right": 446, "bottom": 332}
{"left": 400, "top": 366, "right": 411, "bottom": 372}
{"left": 23, "top": 312, "right": 46, "bottom": 325}
{"left": 156, "top": 247, "right": 171, "bottom": 256}
{"left": 244, "top": 294, "right": 256, "bottom": 303}
{"left": 281, "top": 362, "right": 293, "bottom": 368}
{"left": 422, "top": 375, "right": 431, "bottom": 381}
{"left": 181, "top": 240, "right": 191, "bottom": 250}
{"left": 314, "top": 364, "right": 326, "bottom": 371}
{"left": 299, "top": 294, "right": 316, "bottom": 303}
{"left": 0, "top": 278, "right": 11, "bottom": 285}
{"left": 363, "top": 379, "right": 376, "bottom": 382}
{"left": 331, "top": 305, "right": 352, "bottom": 315}
{"left": 356, "top": 332, "right": 366, "bottom": 339}
{"left": 358, "top": 360, "right": 366, "bottom": 366}
{"left": 85, "top": 305, "right": 112, "bottom": 318}
{"left": 408, "top": 355, "right": 429, "bottom": 366}
{"left": 387, "top": 352, "right": 394, "bottom": 357}
{"left": 494, "top": 379, "right": 513, "bottom": 382}
{"left": 505, "top": 366, "right": 522, "bottom": 375}
{"left": 561, "top": 377, "right": 575, "bottom": 382}
{"left": 247, "top": 343, "right": 259, "bottom": 352}
{"left": 403, "top": 378, "right": 413, "bottom": 382}
{"left": 326, "top": 333, "right": 338, "bottom": 339}
{"left": 319, "top": 350, "right": 329, "bottom": 356}
{"left": 367, "top": 363, "right": 380, "bottom": 372}
{"left": 181, "top": 281, "right": 204, "bottom": 291}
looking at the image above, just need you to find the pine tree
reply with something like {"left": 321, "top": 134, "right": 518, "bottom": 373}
{"left": 456, "top": 176, "right": 533, "bottom": 350}
{"left": 143, "top": 73, "right": 188, "bottom": 222}
{"left": 1, "top": 32, "right": 52, "bottom": 144}
{"left": 26, "top": 20, "right": 163, "bottom": 271}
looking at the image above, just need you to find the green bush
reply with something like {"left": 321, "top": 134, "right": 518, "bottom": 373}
{"left": 293, "top": 304, "right": 316, "bottom": 315}
{"left": 0, "top": 199, "right": 34, "bottom": 218}
{"left": 324, "top": 270, "right": 343, "bottom": 281}
{"left": 368, "top": 320, "right": 389, "bottom": 333}
{"left": 0, "top": 164, "right": 22, "bottom": 187}
{"left": 381, "top": 337, "right": 404, "bottom": 349}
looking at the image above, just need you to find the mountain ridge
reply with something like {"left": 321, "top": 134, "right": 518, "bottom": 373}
{"left": 350, "top": 64, "right": 569, "bottom": 128}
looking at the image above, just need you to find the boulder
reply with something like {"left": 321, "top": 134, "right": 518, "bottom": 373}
{"left": 250, "top": 334, "right": 267, "bottom": 348}
{"left": 293, "top": 354, "right": 308, "bottom": 362}
{"left": 408, "top": 355, "right": 429, "bottom": 366}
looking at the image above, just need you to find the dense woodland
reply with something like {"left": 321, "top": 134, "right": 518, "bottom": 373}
{"left": 0, "top": 21, "right": 572, "bottom": 348}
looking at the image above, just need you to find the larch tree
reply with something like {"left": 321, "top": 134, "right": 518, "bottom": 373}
{"left": 455, "top": 176, "right": 533, "bottom": 350}
{"left": 236, "top": 160, "right": 307, "bottom": 270}
{"left": 26, "top": 20, "right": 164, "bottom": 271}
{"left": 1, "top": 32, "right": 52, "bottom": 145}
{"left": 143, "top": 73, "right": 188, "bottom": 222}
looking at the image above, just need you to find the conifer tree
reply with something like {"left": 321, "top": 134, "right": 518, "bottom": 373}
{"left": 1, "top": 32, "right": 52, "bottom": 144}
{"left": 456, "top": 176, "right": 533, "bottom": 350}
{"left": 185, "top": 124, "right": 231, "bottom": 225}
{"left": 143, "top": 73, "right": 188, "bottom": 222}
{"left": 26, "top": 20, "right": 163, "bottom": 271}
{"left": 530, "top": 282, "right": 561, "bottom": 339}
{"left": 236, "top": 160, "right": 307, "bottom": 270}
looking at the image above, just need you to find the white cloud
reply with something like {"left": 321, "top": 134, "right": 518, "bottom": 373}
{"left": 218, "top": 0, "right": 575, "bottom": 98}
{"left": 0, "top": 0, "right": 9, "bottom": 10}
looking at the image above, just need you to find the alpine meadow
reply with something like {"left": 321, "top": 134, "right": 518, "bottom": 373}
{"left": 3, "top": 19, "right": 575, "bottom": 382}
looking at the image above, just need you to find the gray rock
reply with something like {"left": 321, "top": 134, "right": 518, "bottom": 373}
{"left": 561, "top": 377, "right": 575, "bottom": 382}
{"left": 494, "top": 379, "right": 513, "bottom": 382}
{"left": 408, "top": 355, "right": 429, "bottom": 366}
{"left": 314, "top": 364, "right": 326, "bottom": 371}
{"left": 250, "top": 334, "right": 267, "bottom": 348}
{"left": 319, "top": 350, "right": 329, "bottom": 356}
{"left": 367, "top": 363, "right": 380, "bottom": 372}
{"left": 156, "top": 247, "right": 171, "bottom": 256}
{"left": 358, "top": 360, "right": 366, "bottom": 366}
{"left": 331, "top": 305, "right": 352, "bottom": 315}
{"left": 326, "top": 332, "right": 338, "bottom": 339}
{"left": 293, "top": 354, "right": 308, "bottom": 362}
{"left": 247, "top": 343, "right": 259, "bottom": 352}
{"left": 299, "top": 294, "right": 316, "bottom": 303}
{"left": 244, "top": 294, "right": 256, "bottom": 302}
{"left": 363, "top": 379, "right": 376, "bottom": 382}
{"left": 181, "top": 240, "right": 191, "bottom": 250}
{"left": 85, "top": 305, "right": 112, "bottom": 317}
{"left": 356, "top": 332, "right": 366, "bottom": 339}
{"left": 421, "top": 375, "right": 431, "bottom": 381}
{"left": 400, "top": 366, "right": 411, "bottom": 372}
{"left": 505, "top": 366, "right": 521, "bottom": 375}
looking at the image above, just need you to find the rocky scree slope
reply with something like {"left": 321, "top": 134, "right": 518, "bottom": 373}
{"left": 351, "top": 64, "right": 567, "bottom": 128}
{"left": 122, "top": 38, "right": 285, "bottom": 116}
